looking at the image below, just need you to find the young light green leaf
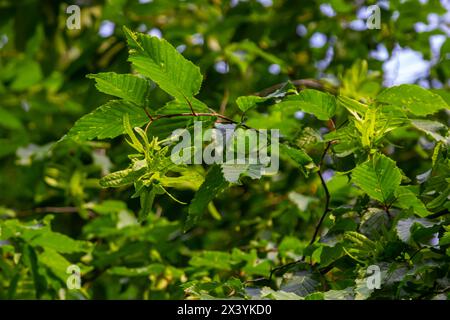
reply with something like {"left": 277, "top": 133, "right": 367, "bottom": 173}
{"left": 27, "top": 231, "right": 92, "bottom": 253}
{"left": 279, "top": 143, "right": 313, "bottom": 176}
{"left": 66, "top": 101, "right": 148, "bottom": 141}
{"left": 277, "top": 89, "right": 336, "bottom": 120}
{"left": 376, "top": 84, "right": 449, "bottom": 116}
{"left": 236, "top": 95, "right": 269, "bottom": 112}
{"left": 393, "top": 186, "right": 431, "bottom": 217}
{"left": 221, "top": 163, "right": 264, "bottom": 183}
{"left": 124, "top": 26, "right": 202, "bottom": 103}
{"left": 123, "top": 113, "right": 144, "bottom": 153}
{"left": 99, "top": 168, "right": 145, "bottom": 188}
{"left": 87, "top": 72, "right": 148, "bottom": 105}
{"left": 352, "top": 153, "right": 402, "bottom": 204}
{"left": 139, "top": 186, "right": 157, "bottom": 221}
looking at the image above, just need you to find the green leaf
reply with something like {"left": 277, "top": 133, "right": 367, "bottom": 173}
{"left": 99, "top": 168, "right": 145, "bottom": 188}
{"left": 279, "top": 143, "right": 313, "bottom": 176}
{"left": 376, "top": 84, "right": 449, "bottom": 116}
{"left": 186, "top": 166, "right": 228, "bottom": 230}
{"left": 277, "top": 89, "right": 336, "bottom": 120}
{"left": 27, "top": 231, "right": 92, "bottom": 253}
{"left": 108, "top": 264, "right": 165, "bottom": 277}
{"left": 393, "top": 186, "right": 431, "bottom": 217}
{"left": 139, "top": 186, "right": 156, "bottom": 221}
{"left": 124, "top": 26, "right": 202, "bottom": 103}
{"left": 440, "top": 228, "right": 450, "bottom": 246}
{"left": 352, "top": 153, "right": 402, "bottom": 203}
{"left": 87, "top": 72, "right": 148, "bottom": 105}
{"left": 221, "top": 163, "right": 264, "bottom": 183}
{"left": 189, "top": 251, "right": 233, "bottom": 271}
{"left": 0, "top": 108, "right": 23, "bottom": 130}
{"left": 38, "top": 248, "right": 89, "bottom": 283}
{"left": 396, "top": 218, "right": 435, "bottom": 243}
{"left": 410, "top": 119, "right": 449, "bottom": 144}
{"left": 236, "top": 95, "right": 269, "bottom": 112}
{"left": 280, "top": 271, "right": 319, "bottom": 297}
{"left": 22, "top": 245, "right": 46, "bottom": 299}
{"left": 260, "top": 287, "right": 303, "bottom": 300}
{"left": 66, "top": 100, "right": 148, "bottom": 141}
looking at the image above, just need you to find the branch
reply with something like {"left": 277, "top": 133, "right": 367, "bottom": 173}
{"left": 268, "top": 141, "right": 333, "bottom": 279}
{"left": 146, "top": 112, "right": 254, "bottom": 130}
{"left": 255, "top": 79, "right": 337, "bottom": 97}
{"left": 309, "top": 141, "right": 332, "bottom": 245}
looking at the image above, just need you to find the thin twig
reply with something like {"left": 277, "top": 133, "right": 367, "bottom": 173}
{"left": 184, "top": 96, "right": 197, "bottom": 116}
{"left": 255, "top": 79, "right": 337, "bottom": 97}
{"left": 143, "top": 107, "right": 153, "bottom": 121}
{"left": 220, "top": 88, "right": 229, "bottom": 115}
{"left": 309, "top": 150, "right": 332, "bottom": 245}
{"left": 146, "top": 112, "right": 254, "bottom": 130}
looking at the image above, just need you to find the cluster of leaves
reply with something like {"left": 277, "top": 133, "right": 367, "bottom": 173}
{"left": 0, "top": 0, "right": 449, "bottom": 300}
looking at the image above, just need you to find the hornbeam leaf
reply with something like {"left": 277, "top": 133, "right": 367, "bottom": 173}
{"left": 410, "top": 119, "right": 449, "bottom": 144}
{"left": 236, "top": 95, "right": 269, "bottom": 112}
{"left": 186, "top": 166, "right": 228, "bottom": 230}
{"left": 124, "top": 26, "right": 202, "bottom": 103}
{"left": 27, "top": 231, "right": 92, "bottom": 253}
{"left": 376, "top": 84, "right": 449, "bottom": 116}
{"left": 87, "top": 72, "right": 149, "bottom": 105}
{"left": 393, "top": 186, "right": 431, "bottom": 217}
{"left": 276, "top": 89, "right": 336, "bottom": 120}
{"left": 99, "top": 168, "right": 145, "bottom": 188}
{"left": 352, "top": 153, "right": 402, "bottom": 204}
{"left": 279, "top": 143, "right": 313, "bottom": 176}
{"left": 66, "top": 101, "right": 148, "bottom": 141}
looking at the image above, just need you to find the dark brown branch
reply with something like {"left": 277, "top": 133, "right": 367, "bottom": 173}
{"left": 268, "top": 141, "right": 334, "bottom": 279}
{"left": 14, "top": 206, "right": 94, "bottom": 217}
{"left": 143, "top": 107, "right": 153, "bottom": 121}
{"left": 146, "top": 112, "right": 254, "bottom": 130}
{"left": 255, "top": 79, "right": 337, "bottom": 97}
{"left": 309, "top": 141, "right": 332, "bottom": 245}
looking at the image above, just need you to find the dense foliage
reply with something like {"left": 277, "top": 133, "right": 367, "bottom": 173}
{"left": 0, "top": 0, "right": 449, "bottom": 300}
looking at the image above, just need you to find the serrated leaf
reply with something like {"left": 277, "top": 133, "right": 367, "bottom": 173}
{"left": 279, "top": 143, "right": 313, "bottom": 176}
{"left": 280, "top": 271, "right": 319, "bottom": 297}
{"left": 124, "top": 26, "right": 202, "bottom": 103}
{"left": 396, "top": 218, "right": 435, "bottom": 243}
{"left": 66, "top": 101, "right": 148, "bottom": 141}
{"left": 376, "top": 84, "right": 449, "bottom": 116}
{"left": 99, "top": 168, "right": 145, "bottom": 188}
{"left": 38, "top": 248, "right": 91, "bottom": 283}
{"left": 323, "top": 288, "right": 354, "bottom": 300}
{"left": 186, "top": 166, "right": 228, "bottom": 230}
{"left": 277, "top": 89, "right": 336, "bottom": 120}
{"left": 236, "top": 95, "right": 269, "bottom": 112}
{"left": 260, "top": 287, "right": 303, "bottom": 300}
{"left": 87, "top": 72, "right": 148, "bottom": 105}
{"left": 352, "top": 153, "right": 402, "bottom": 204}
{"left": 440, "top": 229, "right": 450, "bottom": 246}
{"left": 360, "top": 208, "right": 389, "bottom": 238}
{"left": 393, "top": 186, "right": 431, "bottom": 217}
{"left": 139, "top": 186, "right": 156, "bottom": 221}
{"left": 22, "top": 245, "right": 46, "bottom": 299}
{"left": 108, "top": 264, "right": 165, "bottom": 277}
{"left": 27, "top": 231, "right": 92, "bottom": 253}
{"left": 411, "top": 119, "right": 449, "bottom": 144}
{"left": 221, "top": 163, "right": 264, "bottom": 183}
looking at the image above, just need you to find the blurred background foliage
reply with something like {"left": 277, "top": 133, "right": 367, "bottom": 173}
{"left": 0, "top": 0, "right": 449, "bottom": 299}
